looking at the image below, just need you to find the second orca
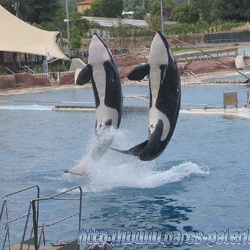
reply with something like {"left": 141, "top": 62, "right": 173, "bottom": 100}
{"left": 112, "top": 31, "right": 181, "bottom": 161}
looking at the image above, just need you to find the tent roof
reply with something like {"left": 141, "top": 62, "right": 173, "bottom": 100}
{"left": 0, "top": 5, "right": 68, "bottom": 59}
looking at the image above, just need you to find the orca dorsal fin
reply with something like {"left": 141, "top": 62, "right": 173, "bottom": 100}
{"left": 76, "top": 64, "right": 92, "bottom": 85}
{"left": 127, "top": 64, "right": 150, "bottom": 81}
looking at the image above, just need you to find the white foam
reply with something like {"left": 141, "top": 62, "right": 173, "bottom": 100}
{"left": 238, "top": 111, "right": 250, "bottom": 119}
{"left": 64, "top": 130, "right": 209, "bottom": 192}
{"left": 64, "top": 157, "right": 209, "bottom": 193}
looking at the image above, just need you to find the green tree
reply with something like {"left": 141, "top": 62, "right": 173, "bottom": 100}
{"left": 1, "top": 0, "right": 32, "bottom": 20}
{"left": 0, "top": 0, "right": 61, "bottom": 24}
{"left": 28, "top": 0, "right": 61, "bottom": 24}
{"left": 164, "top": 1, "right": 175, "bottom": 20}
{"left": 241, "top": 0, "right": 250, "bottom": 21}
{"left": 70, "top": 18, "right": 97, "bottom": 45}
{"left": 100, "top": 0, "right": 123, "bottom": 18}
{"left": 89, "top": 0, "right": 123, "bottom": 18}
{"left": 133, "top": 6, "right": 147, "bottom": 20}
{"left": 89, "top": 0, "right": 102, "bottom": 16}
{"left": 123, "top": 0, "right": 150, "bottom": 11}
{"left": 212, "top": 0, "right": 250, "bottom": 22}
{"left": 148, "top": 0, "right": 161, "bottom": 15}
{"left": 69, "top": 26, "right": 82, "bottom": 50}
{"left": 190, "top": 0, "right": 214, "bottom": 23}
{"left": 148, "top": 0, "right": 175, "bottom": 21}
{"left": 172, "top": 3, "right": 199, "bottom": 23}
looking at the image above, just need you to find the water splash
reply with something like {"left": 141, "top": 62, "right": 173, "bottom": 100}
{"left": 66, "top": 127, "right": 119, "bottom": 175}
{"left": 64, "top": 130, "right": 209, "bottom": 192}
{"left": 64, "top": 158, "right": 209, "bottom": 192}
{"left": 93, "top": 161, "right": 207, "bottom": 191}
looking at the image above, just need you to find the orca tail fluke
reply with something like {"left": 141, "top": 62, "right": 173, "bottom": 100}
{"left": 110, "top": 147, "right": 133, "bottom": 155}
{"left": 111, "top": 140, "right": 148, "bottom": 156}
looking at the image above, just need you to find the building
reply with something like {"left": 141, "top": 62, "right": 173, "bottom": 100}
{"left": 77, "top": 0, "right": 93, "bottom": 14}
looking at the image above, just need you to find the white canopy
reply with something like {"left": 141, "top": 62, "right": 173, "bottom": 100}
{"left": 0, "top": 5, "right": 67, "bottom": 59}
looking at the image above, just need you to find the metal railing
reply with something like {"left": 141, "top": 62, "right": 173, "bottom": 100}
{"left": 5, "top": 67, "right": 15, "bottom": 75}
{"left": 234, "top": 64, "right": 250, "bottom": 83}
{"left": 0, "top": 185, "right": 40, "bottom": 250}
{"left": 32, "top": 71, "right": 75, "bottom": 85}
{"left": 22, "top": 65, "right": 35, "bottom": 74}
{"left": 1, "top": 186, "right": 82, "bottom": 250}
{"left": 182, "top": 70, "right": 200, "bottom": 84}
{"left": 205, "top": 38, "right": 240, "bottom": 44}
{"left": 31, "top": 186, "right": 82, "bottom": 250}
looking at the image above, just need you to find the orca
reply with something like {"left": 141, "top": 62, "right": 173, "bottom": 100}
{"left": 75, "top": 33, "right": 123, "bottom": 161}
{"left": 112, "top": 31, "right": 181, "bottom": 161}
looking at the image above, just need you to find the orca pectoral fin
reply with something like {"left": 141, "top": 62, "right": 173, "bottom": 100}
{"left": 103, "top": 60, "right": 117, "bottom": 74}
{"left": 111, "top": 140, "right": 148, "bottom": 156}
{"left": 76, "top": 64, "right": 92, "bottom": 85}
{"left": 127, "top": 64, "right": 150, "bottom": 81}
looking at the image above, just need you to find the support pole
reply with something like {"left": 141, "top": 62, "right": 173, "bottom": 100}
{"left": 160, "top": 0, "right": 164, "bottom": 35}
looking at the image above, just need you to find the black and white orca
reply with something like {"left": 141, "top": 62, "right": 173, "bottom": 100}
{"left": 76, "top": 33, "right": 123, "bottom": 161}
{"left": 112, "top": 31, "right": 181, "bottom": 161}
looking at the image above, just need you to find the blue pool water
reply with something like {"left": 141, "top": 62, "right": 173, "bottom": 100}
{"left": 0, "top": 84, "right": 250, "bottom": 249}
